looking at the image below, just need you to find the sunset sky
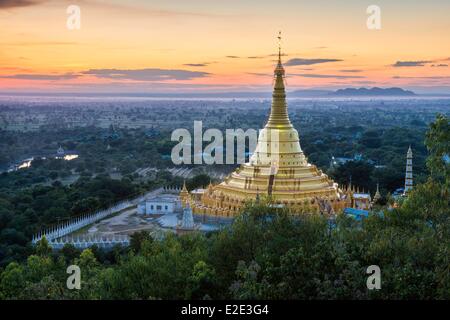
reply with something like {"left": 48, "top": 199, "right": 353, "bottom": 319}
{"left": 0, "top": 0, "right": 449, "bottom": 94}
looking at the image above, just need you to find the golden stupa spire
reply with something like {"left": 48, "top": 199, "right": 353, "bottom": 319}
{"left": 181, "top": 180, "right": 188, "bottom": 192}
{"left": 373, "top": 182, "right": 382, "bottom": 203}
{"left": 180, "top": 180, "right": 190, "bottom": 207}
{"left": 277, "top": 30, "right": 282, "bottom": 61}
{"left": 185, "top": 35, "right": 352, "bottom": 217}
{"left": 266, "top": 31, "right": 292, "bottom": 129}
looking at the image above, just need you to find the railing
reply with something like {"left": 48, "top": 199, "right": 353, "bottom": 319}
{"left": 47, "top": 234, "right": 130, "bottom": 249}
{"left": 31, "top": 187, "right": 168, "bottom": 247}
{"left": 32, "top": 200, "right": 132, "bottom": 244}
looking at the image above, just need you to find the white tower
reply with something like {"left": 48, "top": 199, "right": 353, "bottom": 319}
{"left": 180, "top": 203, "right": 195, "bottom": 230}
{"left": 404, "top": 146, "right": 413, "bottom": 193}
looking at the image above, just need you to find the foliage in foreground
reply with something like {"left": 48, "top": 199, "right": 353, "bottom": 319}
{"left": 0, "top": 181, "right": 448, "bottom": 300}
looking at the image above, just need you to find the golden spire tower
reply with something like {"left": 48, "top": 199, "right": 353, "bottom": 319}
{"left": 250, "top": 31, "right": 304, "bottom": 168}
{"left": 187, "top": 34, "right": 350, "bottom": 217}
{"left": 179, "top": 180, "right": 190, "bottom": 207}
{"left": 266, "top": 31, "right": 292, "bottom": 129}
{"left": 373, "top": 183, "right": 382, "bottom": 204}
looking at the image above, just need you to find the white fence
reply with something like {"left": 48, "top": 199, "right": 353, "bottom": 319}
{"left": 163, "top": 186, "right": 182, "bottom": 193}
{"left": 32, "top": 200, "right": 132, "bottom": 244}
{"left": 47, "top": 235, "right": 130, "bottom": 249}
{"left": 32, "top": 188, "right": 166, "bottom": 249}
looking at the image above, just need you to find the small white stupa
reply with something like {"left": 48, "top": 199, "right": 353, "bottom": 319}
{"left": 179, "top": 203, "right": 195, "bottom": 230}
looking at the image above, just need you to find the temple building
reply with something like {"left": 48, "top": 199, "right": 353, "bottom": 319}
{"left": 137, "top": 195, "right": 181, "bottom": 215}
{"left": 181, "top": 35, "right": 357, "bottom": 217}
{"left": 352, "top": 190, "right": 372, "bottom": 210}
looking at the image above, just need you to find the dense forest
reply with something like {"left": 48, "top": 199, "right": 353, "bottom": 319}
{"left": 0, "top": 114, "right": 448, "bottom": 299}
{"left": 0, "top": 171, "right": 211, "bottom": 267}
{"left": 0, "top": 101, "right": 435, "bottom": 196}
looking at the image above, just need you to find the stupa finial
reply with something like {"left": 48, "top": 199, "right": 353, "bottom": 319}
{"left": 265, "top": 31, "right": 291, "bottom": 129}
{"left": 277, "top": 31, "right": 282, "bottom": 62}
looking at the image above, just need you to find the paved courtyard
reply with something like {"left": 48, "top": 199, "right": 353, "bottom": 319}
{"left": 73, "top": 187, "right": 233, "bottom": 240}
{"left": 77, "top": 205, "right": 229, "bottom": 242}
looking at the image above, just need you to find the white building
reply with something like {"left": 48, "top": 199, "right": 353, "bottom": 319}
{"left": 137, "top": 195, "right": 181, "bottom": 215}
{"left": 353, "top": 193, "right": 372, "bottom": 210}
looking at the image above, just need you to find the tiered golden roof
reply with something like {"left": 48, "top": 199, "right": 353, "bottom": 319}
{"left": 373, "top": 183, "right": 382, "bottom": 204}
{"left": 186, "top": 34, "right": 350, "bottom": 217}
{"left": 180, "top": 180, "right": 189, "bottom": 207}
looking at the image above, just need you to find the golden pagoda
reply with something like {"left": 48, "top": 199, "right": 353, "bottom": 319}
{"left": 372, "top": 183, "right": 382, "bottom": 204}
{"left": 184, "top": 34, "right": 351, "bottom": 217}
{"left": 180, "top": 180, "right": 190, "bottom": 207}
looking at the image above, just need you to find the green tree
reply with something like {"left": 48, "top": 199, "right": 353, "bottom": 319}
{"left": 36, "top": 236, "right": 52, "bottom": 256}
{"left": 129, "top": 231, "right": 153, "bottom": 253}
{"left": 425, "top": 114, "right": 449, "bottom": 184}
{"left": 0, "top": 262, "right": 26, "bottom": 299}
{"left": 187, "top": 260, "right": 217, "bottom": 299}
